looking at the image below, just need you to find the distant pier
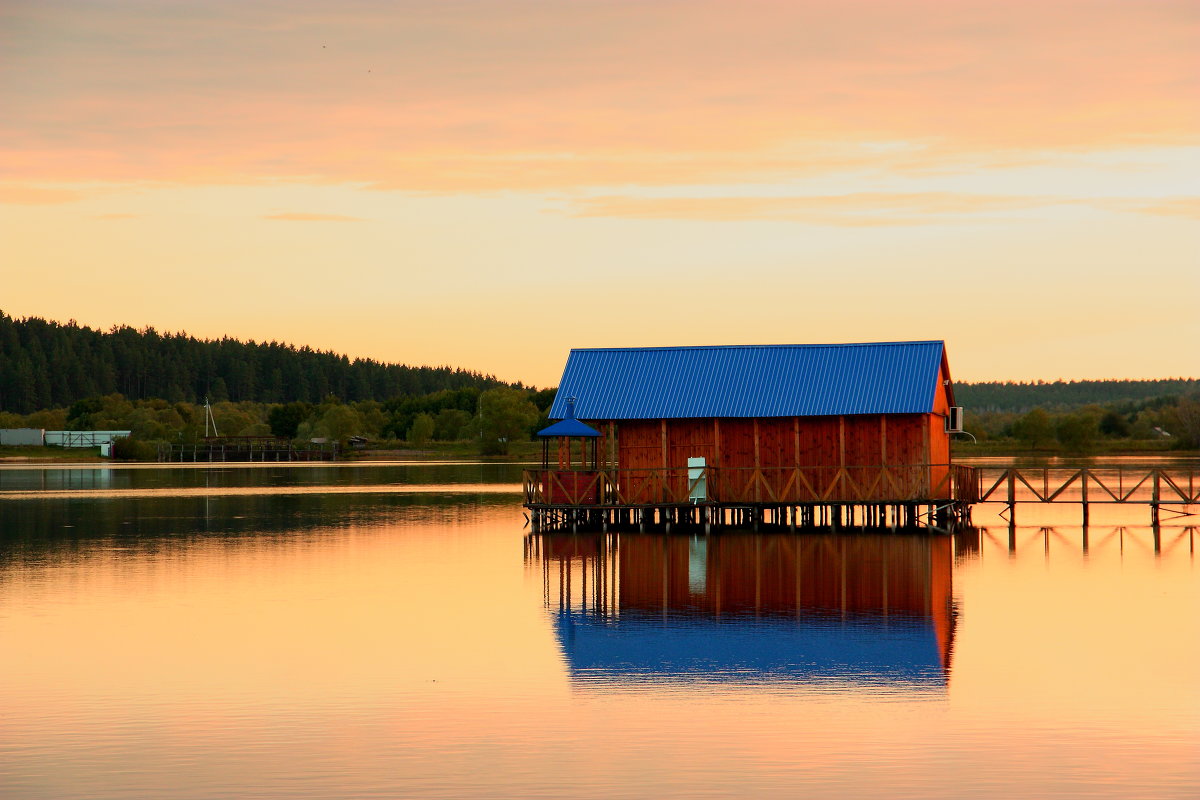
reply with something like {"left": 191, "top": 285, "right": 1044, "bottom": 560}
{"left": 157, "top": 436, "right": 338, "bottom": 462}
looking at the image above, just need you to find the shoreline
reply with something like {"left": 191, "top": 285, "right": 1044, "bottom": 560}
{"left": 1, "top": 440, "right": 1196, "bottom": 468}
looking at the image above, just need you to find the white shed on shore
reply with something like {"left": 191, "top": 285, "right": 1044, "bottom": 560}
{"left": 0, "top": 428, "right": 46, "bottom": 446}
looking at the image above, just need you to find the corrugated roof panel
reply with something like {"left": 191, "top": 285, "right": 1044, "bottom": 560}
{"left": 547, "top": 341, "right": 945, "bottom": 420}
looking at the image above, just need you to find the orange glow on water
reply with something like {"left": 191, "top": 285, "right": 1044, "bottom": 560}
{"left": 1, "top": 471, "right": 1195, "bottom": 798}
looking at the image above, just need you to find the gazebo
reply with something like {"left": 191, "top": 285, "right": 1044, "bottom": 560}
{"left": 537, "top": 397, "right": 601, "bottom": 504}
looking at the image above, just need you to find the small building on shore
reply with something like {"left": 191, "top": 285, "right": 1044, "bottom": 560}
{"left": 0, "top": 428, "right": 46, "bottom": 447}
{"left": 525, "top": 340, "right": 974, "bottom": 529}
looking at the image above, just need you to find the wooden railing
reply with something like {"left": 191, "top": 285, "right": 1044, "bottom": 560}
{"left": 975, "top": 467, "right": 1199, "bottom": 505}
{"left": 524, "top": 464, "right": 979, "bottom": 507}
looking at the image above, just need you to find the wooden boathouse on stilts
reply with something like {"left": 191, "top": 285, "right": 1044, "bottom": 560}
{"left": 524, "top": 340, "right": 980, "bottom": 533}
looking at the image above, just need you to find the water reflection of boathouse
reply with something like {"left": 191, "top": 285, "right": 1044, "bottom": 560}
{"left": 528, "top": 532, "right": 957, "bottom": 688}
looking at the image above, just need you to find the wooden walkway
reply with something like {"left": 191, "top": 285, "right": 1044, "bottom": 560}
{"left": 523, "top": 465, "right": 1199, "bottom": 532}
{"left": 971, "top": 467, "right": 1199, "bottom": 524}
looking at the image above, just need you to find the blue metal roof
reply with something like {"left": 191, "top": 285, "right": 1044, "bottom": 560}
{"left": 547, "top": 341, "right": 946, "bottom": 420}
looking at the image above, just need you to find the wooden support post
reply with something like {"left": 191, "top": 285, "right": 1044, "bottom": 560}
{"left": 838, "top": 417, "right": 846, "bottom": 470}
{"left": 660, "top": 419, "right": 668, "bottom": 472}
{"left": 713, "top": 419, "right": 721, "bottom": 466}
{"left": 921, "top": 420, "right": 930, "bottom": 496}
{"left": 1007, "top": 470, "right": 1016, "bottom": 524}
{"left": 1151, "top": 470, "right": 1160, "bottom": 526}
{"left": 793, "top": 417, "right": 801, "bottom": 469}
{"left": 1081, "top": 468, "right": 1089, "bottom": 526}
{"left": 753, "top": 419, "right": 762, "bottom": 503}
{"left": 608, "top": 421, "right": 616, "bottom": 470}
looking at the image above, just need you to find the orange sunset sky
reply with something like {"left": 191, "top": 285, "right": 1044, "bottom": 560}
{"left": 1, "top": 0, "right": 1196, "bottom": 387}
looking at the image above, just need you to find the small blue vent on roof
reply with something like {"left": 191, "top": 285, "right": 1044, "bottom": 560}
{"left": 547, "top": 341, "right": 947, "bottom": 421}
{"left": 538, "top": 396, "right": 601, "bottom": 437}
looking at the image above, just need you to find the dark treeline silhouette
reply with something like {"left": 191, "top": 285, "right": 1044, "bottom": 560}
{"left": 0, "top": 312, "right": 516, "bottom": 413}
{"left": 956, "top": 378, "right": 1198, "bottom": 413}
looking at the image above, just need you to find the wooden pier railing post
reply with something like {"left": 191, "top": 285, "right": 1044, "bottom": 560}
{"left": 1081, "top": 468, "right": 1089, "bottom": 525}
{"left": 1007, "top": 469, "right": 1016, "bottom": 523}
{"left": 1151, "top": 470, "right": 1160, "bottom": 525}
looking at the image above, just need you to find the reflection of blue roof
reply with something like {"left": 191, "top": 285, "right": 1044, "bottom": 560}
{"left": 537, "top": 417, "right": 601, "bottom": 437}
{"left": 554, "top": 610, "right": 944, "bottom": 688}
{"left": 548, "top": 341, "right": 947, "bottom": 420}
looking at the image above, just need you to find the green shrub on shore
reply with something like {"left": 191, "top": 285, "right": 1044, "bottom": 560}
{"left": 110, "top": 436, "right": 157, "bottom": 461}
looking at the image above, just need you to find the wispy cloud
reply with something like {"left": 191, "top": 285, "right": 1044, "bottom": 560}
{"left": 0, "top": 185, "right": 80, "bottom": 205}
{"left": 566, "top": 193, "right": 1200, "bottom": 225}
{"left": 1118, "top": 197, "right": 1200, "bottom": 220}
{"left": 1, "top": 1, "right": 1195, "bottom": 190}
{"left": 566, "top": 193, "right": 1071, "bottom": 225}
{"left": 263, "top": 212, "right": 363, "bottom": 222}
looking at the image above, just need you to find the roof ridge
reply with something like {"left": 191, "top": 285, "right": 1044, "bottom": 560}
{"left": 570, "top": 341, "right": 943, "bottom": 353}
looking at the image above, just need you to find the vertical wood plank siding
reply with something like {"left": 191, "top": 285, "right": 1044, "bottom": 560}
{"left": 604, "top": 418, "right": 952, "bottom": 498}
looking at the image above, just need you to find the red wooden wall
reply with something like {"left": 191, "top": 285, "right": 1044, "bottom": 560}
{"left": 607, "top": 413, "right": 949, "bottom": 471}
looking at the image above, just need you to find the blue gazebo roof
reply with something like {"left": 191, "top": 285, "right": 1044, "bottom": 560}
{"left": 538, "top": 417, "right": 601, "bottom": 438}
{"left": 537, "top": 397, "right": 600, "bottom": 438}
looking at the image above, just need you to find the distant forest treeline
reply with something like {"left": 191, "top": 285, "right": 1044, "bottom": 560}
{"left": 955, "top": 379, "right": 1199, "bottom": 413}
{"left": 0, "top": 312, "right": 516, "bottom": 414}
{"left": 2, "top": 312, "right": 1197, "bottom": 452}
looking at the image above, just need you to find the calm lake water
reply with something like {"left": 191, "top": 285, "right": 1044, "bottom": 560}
{"left": 0, "top": 461, "right": 1196, "bottom": 799}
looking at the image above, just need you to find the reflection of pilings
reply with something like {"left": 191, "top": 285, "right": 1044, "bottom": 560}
{"left": 531, "top": 531, "right": 952, "bottom": 613}
{"left": 952, "top": 526, "right": 982, "bottom": 563}
{"left": 973, "top": 524, "right": 1197, "bottom": 560}
{"left": 526, "top": 531, "right": 623, "bottom": 616}
{"left": 527, "top": 500, "right": 974, "bottom": 535}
